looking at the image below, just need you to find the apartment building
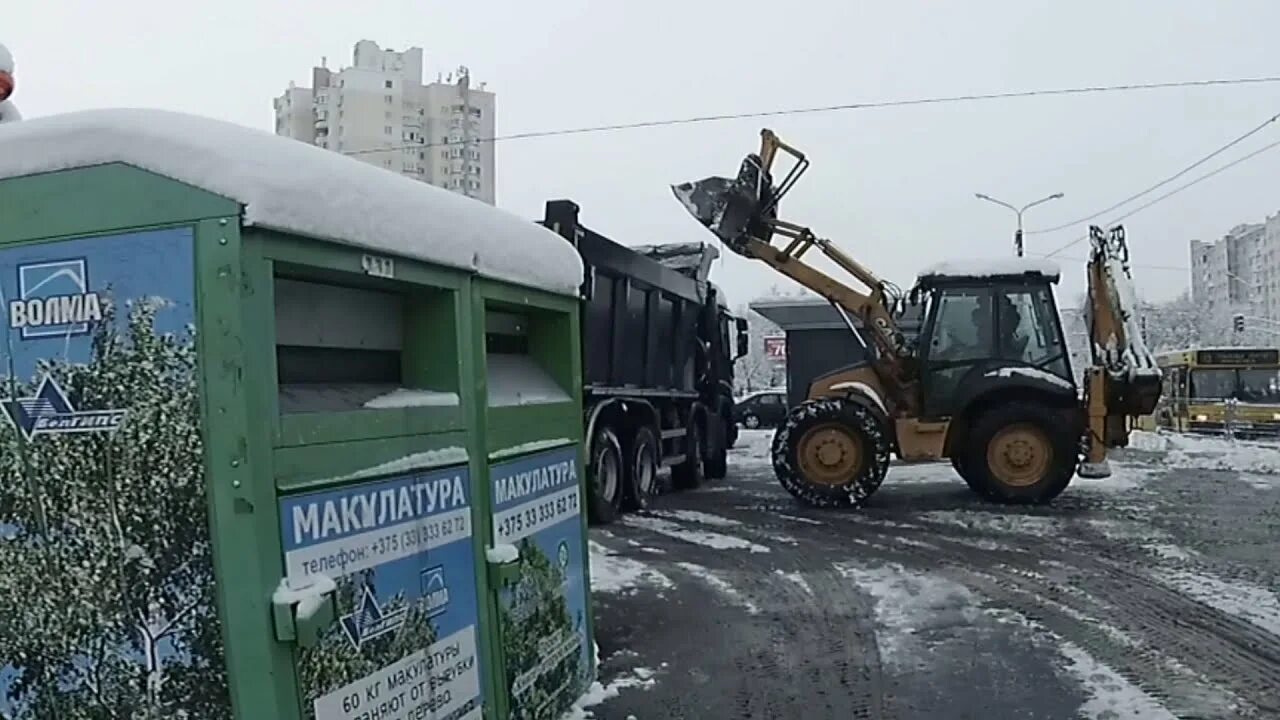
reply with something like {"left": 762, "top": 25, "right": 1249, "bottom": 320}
{"left": 273, "top": 40, "right": 496, "bottom": 205}
{"left": 1190, "top": 220, "right": 1279, "bottom": 343}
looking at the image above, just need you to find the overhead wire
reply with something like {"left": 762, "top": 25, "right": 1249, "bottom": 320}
{"left": 342, "top": 75, "right": 1280, "bottom": 157}
{"left": 1026, "top": 111, "right": 1280, "bottom": 235}
{"left": 1041, "top": 136, "right": 1280, "bottom": 258}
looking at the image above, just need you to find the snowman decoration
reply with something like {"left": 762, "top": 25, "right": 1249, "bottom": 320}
{"left": 0, "top": 42, "right": 20, "bottom": 124}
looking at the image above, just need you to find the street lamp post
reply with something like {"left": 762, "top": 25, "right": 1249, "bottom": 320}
{"left": 974, "top": 192, "right": 1065, "bottom": 257}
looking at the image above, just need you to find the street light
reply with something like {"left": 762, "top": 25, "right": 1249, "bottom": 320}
{"left": 974, "top": 192, "right": 1065, "bottom": 257}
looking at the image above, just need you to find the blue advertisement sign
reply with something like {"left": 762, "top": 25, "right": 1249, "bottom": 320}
{"left": 281, "top": 463, "right": 484, "bottom": 720}
{"left": 0, "top": 228, "right": 233, "bottom": 717}
{"left": 490, "top": 444, "right": 592, "bottom": 720}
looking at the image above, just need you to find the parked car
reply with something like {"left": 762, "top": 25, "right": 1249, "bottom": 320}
{"left": 733, "top": 390, "right": 788, "bottom": 429}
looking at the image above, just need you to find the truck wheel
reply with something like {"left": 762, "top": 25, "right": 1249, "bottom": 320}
{"left": 588, "top": 426, "right": 625, "bottom": 524}
{"left": 673, "top": 422, "right": 705, "bottom": 490}
{"left": 964, "top": 402, "right": 1077, "bottom": 504}
{"left": 772, "top": 398, "right": 890, "bottom": 508}
{"left": 706, "top": 445, "right": 728, "bottom": 480}
{"left": 623, "top": 425, "right": 660, "bottom": 511}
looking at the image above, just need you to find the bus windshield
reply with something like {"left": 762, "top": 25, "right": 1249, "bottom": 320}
{"left": 1189, "top": 368, "right": 1280, "bottom": 403}
{"left": 1189, "top": 369, "right": 1235, "bottom": 400}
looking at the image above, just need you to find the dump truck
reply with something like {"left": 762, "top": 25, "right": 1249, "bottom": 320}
{"left": 541, "top": 200, "right": 748, "bottom": 523}
{"left": 672, "top": 129, "right": 1161, "bottom": 507}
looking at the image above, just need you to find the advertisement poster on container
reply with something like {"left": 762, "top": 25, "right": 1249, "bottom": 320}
{"left": 0, "top": 228, "right": 235, "bottom": 718}
{"left": 280, "top": 462, "right": 484, "bottom": 720}
{"left": 490, "top": 444, "right": 592, "bottom": 720}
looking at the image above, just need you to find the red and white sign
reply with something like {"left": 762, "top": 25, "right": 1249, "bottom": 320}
{"left": 763, "top": 335, "right": 787, "bottom": 361}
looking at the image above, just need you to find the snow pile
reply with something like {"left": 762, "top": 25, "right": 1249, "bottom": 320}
{"left": 362, "top": 388, "right": 459, "bottom": 409}
{"left": 1126, "top": 430, "right": 1280, "bottom": 475}
{"left": 829, "top": 380, "right": 888, "bottom": 413}
{"left": 485, "top": 543, "right": 520, "bottom": 564}
{"left": 984, "top": 366, "right": 1075, "bottom": 391}
{"left": 322, "top": 447, "right": 469, "bottom": 483}
{"left": 273, "top": 574, "right": 337, "bottom": 621}
{"left": 1160, "top": 570, "right": 1280, "bottom": 637}
{"left": 1093, "top": 249, "right": 1160, "bottom": 380}
{"left": 676, "top": 562, "right": 760, "bottom": 614}
{"left": 490, "top": 437, "right": 573, "bottom": 460}
{"left": 0, "top": 109, "right": 583, "bottom": 294}
{"left": 589, "top": 540, "right": 674, "bottom": 593}
{"left": 1057, "top": 642, "right": 1177, "bottom": 720}
{"left": 623, "top": 515, "right": 771, "bottom": 553}
{"left": 917, "top": 257, "right": 1061, "bottom": 281}
{"left": 560, "top": 667, "right": 658, "bottom": 719}
{"left": 836, "top": 562, "right": 982, "bottom": 664}
{"left": 487, "top": 354, "right": 572, "bottom": 407}
{"left": 652, "top": 509, "right": 742, "bottom": 528}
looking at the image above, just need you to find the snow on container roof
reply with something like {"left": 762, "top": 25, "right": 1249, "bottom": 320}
{"left": 917, "top": 257, "right": 1061, "bottom": 282}
{"left": 0, "top": 108, "right": 584, "bottom": 295}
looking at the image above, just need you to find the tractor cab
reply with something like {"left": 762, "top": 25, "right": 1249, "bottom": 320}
{"left": 912, "top": 259, "right": 1075, "bottom": 419}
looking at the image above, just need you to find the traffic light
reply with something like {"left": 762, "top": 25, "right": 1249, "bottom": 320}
{"left": 1233, "top": 314, "right": 1245, "bottom": 333}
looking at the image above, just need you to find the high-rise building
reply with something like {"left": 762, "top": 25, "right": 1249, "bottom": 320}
{"left": 1189, "top": 221, "right": 1277, "bottom": 344}
{"left": 273, "top": 40, "right": 496, "bottom": 205}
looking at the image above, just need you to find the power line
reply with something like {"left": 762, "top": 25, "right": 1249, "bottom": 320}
{"left": 1042, "top": 136, "right": 1280, "bottom": 258}
{"left": 343, "top": 74, "right": 1280, "bottom": 157}
{"left": 1027, "top": 111, "right": 1280, "bottom": 235}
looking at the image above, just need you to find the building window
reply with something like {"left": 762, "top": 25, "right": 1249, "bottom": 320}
{"left": 385, "top": 80, "right": 394, "bottom": 89}
{"left": 441, "top": 151, "right": 449, "bottom": 160}
{"left": 385, "top": 95, "right": 393, "bottom": 104}
{"left": 385, "top": 126, "right": 393, "bottom": 134}
{"left": 470, "top": 108, "right": 482, "bottom": 117}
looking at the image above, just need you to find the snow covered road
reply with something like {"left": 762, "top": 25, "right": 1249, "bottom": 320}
{"left": 582, "top": 430, "right": 1280, "bottom": 719}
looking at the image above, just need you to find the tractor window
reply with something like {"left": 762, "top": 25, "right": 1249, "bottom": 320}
{"left": 929, "top": 289, "right": 992, "bottom": 362}
{"left": 997, "top": 288, "right": 1069, "bottom": 378}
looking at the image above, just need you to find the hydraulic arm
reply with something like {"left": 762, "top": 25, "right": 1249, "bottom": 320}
{"left": 673, "top": 130, "right": 917, "bottom": 411}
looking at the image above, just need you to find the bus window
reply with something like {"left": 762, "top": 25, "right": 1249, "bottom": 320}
{"left": 1239, "top": 368, "right": 1280, "bottom": 403}
{"left": 1189, "top": 368, "right": 1235, "bottom": 400}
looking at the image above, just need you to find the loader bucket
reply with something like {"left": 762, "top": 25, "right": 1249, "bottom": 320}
{"left": 671, "top": 153, "right": 777, "bottom": 256}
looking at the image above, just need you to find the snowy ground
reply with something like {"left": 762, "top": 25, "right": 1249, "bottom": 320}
{"left": 580, "top": 429, "right": 1280, "bottom": 719}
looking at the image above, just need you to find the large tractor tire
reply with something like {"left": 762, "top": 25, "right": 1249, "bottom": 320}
{"left": 771, "top": 398, "right": 891, "bottom": 508}
{"left": 963, "top": 402, "right": 1078, "bottom": 504}
{"left": 950, "top": 455, "right": 987, "bottom": 496}
{"left": 588, "top": 425, "right": 625, "bottom": 524}
{"left": 622, "top": 425, "right": 661, "bottom": 511}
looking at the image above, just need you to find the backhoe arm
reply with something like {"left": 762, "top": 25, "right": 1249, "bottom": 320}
{"left": 1080, "top": 225, "right": 1162, "bottom": 476}
{"left": 673, "top": 129, "right": 916, "bottom": 409}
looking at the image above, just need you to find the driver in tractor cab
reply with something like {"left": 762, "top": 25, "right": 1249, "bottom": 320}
{"left": 969, "top": 293, "right": 1029, "bottom": 361}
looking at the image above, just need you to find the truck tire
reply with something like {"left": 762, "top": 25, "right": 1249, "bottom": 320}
{"left": 963, "top": 402, "right": 1077, "bottom": 504}
{"left": 588, "top": 426, "right": 625, "bottom": 524}
{"left": 623, "top": 425, "right": 660, "bottom": 511}
{"left": 673, "top": 421, "right": 705, "bottom": 490}
{"left": 772, "top": 398, "right": 890, "bottom": 508}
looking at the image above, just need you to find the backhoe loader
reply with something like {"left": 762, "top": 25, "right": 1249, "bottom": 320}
{"left": 672, "top": 129, "right": 1162, "bottom": 507}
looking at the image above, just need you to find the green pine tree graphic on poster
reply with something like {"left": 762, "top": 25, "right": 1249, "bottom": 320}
{"left": 502, "top": 538, "right": 583, "bottom": 720}
{"left": 296, "top": 568, "right": 439, "bottom": 720}
{"left": 0, "top": 299, "right": 232, "bottom": 719}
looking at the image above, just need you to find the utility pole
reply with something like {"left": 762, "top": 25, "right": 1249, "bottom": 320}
{"left": 975, "top": 192, "right": 1065, "bottom": 257}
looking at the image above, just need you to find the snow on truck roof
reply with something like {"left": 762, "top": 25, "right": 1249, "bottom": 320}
{"left": 0, "top": 109, "right": 584, "bottom": 295}
{"left": 917, "top": 257, "right": 1061, "bottom": 282}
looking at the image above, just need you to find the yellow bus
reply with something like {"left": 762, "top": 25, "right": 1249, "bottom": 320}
{"left": 1141, "top": 347, "right": 1280, "bottom": 438}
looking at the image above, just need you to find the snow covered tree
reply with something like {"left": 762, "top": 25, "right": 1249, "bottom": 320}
{"left": 0, "top": 298, "right": 230, "bottom": 718}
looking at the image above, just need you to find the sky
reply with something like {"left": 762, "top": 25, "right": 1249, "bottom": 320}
{"left": 6, "top": 0, "right": 1280, "bottom": 307}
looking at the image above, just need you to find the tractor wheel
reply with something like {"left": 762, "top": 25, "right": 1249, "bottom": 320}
{"left": 771, "top": 398, "right": 890, "bottom": 508}
{"left": 587, "top": 425, "right": 625, "bottom": 524}
{"left": 964, "top": 402, "right": 1078, "bottom": 504}
{"left": 950, "top": 455, "right": 988, "bottom": 496}
{"left": 622, "top": 425, "right": 660, "bottom": 511}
